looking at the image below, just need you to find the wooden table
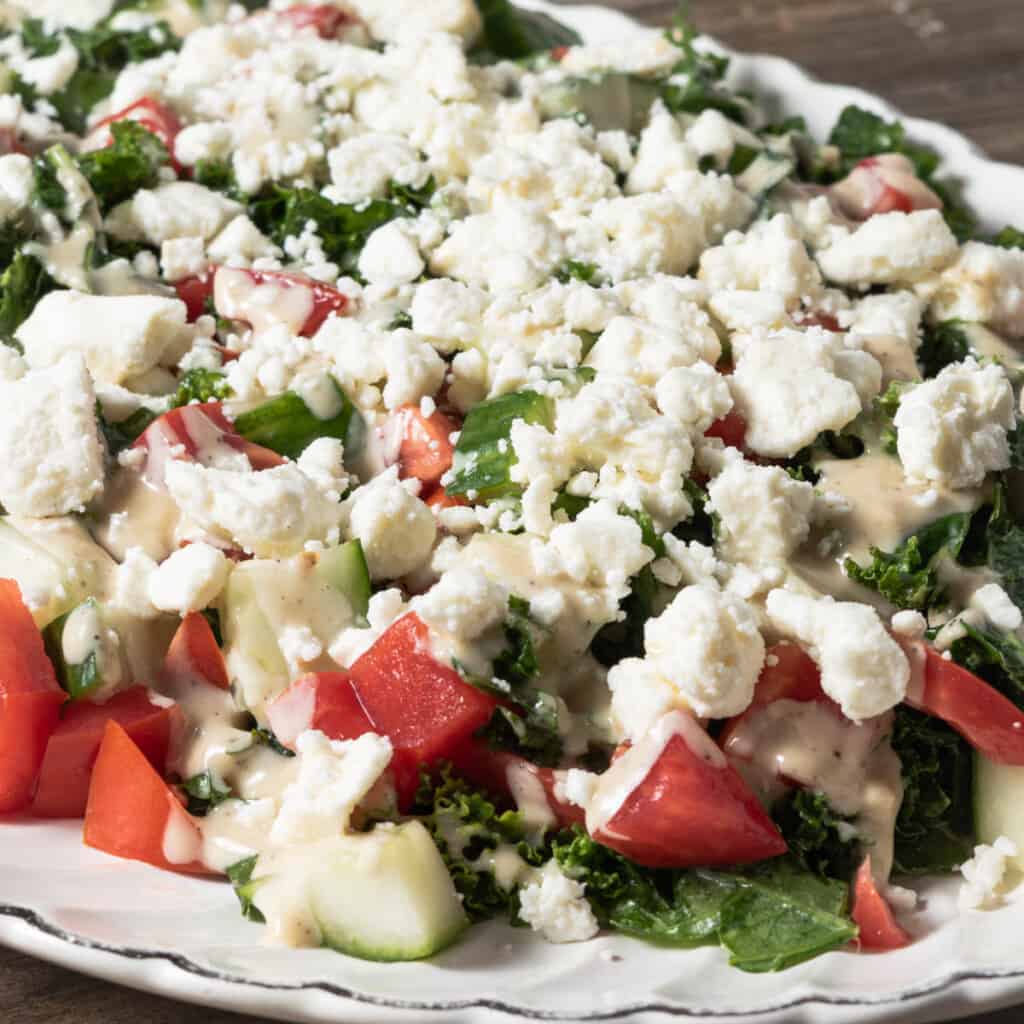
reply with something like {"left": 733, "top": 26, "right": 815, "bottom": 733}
{"left": 4, "top": 2, "right": 1024, "bottom": 1021}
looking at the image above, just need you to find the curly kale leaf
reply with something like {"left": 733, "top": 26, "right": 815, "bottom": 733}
{"left": 472, "top": 0, "right": 580, "bottom": 62}
{"left": 78, "top": 121, "right": 169, "bottom": 211}
{"left": 890, "top": 706, "right": 975, "bottom": 874}
{"left": 771, "top": 790, "right": 861, "bottom": 882}
{"left": 0, "top": 252, "right": 57, "bottom": 344}
{"left": 918, "top": 319, "right": 970, "bottom": 379}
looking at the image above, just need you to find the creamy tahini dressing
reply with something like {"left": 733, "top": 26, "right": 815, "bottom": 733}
{"left": 506, "top": 762, "right": 556, "bottom": 835}
{"left": 860, "top": 334, "right": 921, "bottom": 385}
{"left": 94, "top": 467, "right": 182, "bottom": 562}
{"left": 161, "top": 800, "right": 203, "bottom": 866}
{"left": 724, "top": 700, "right": 903, "bottom": 881}
{"left": 214, "top": 268, "right": 314, "bottom": 335}
{"left": 24, "top": 224, "right": 94, "bottom": 293}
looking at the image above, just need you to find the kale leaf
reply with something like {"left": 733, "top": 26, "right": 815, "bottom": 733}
{"left": 590, "top": 564, "right": 658, "bottom": 667}
{"left": 844, "top": 510, "right": 975, "bottom": 611}
{"left": 0, "top": 252, "right": 57, "bottom": 344}
{"left": 660, "top": 11, "right": 747, "bottom": 123}
{"left": 985, "top": 480, "right": 1024, "bottom": 613}
{"left": 890, "top": 706, "right": 975, "bottom": 874}
{"left": 248, "top": 187, "right": 403, "bottom": 275}
{"left": 950, "top": 622, "right": 1024, "bottom": 711}
{"left": 175, "top": 367, "right": 233, "bottom": 405}
{"left": 771, "top": 790, "right": 861, "bottom": 882}
{"left": 918, "top": 319, "right": 970, "bottom": 378}
{"left": 225, "top": 855, "right": 266, "bottom": 923}
{"left": 993, "top": 226, "right": 1024, "bottom": 250}
{"left": 78, "top": 121, "right": 169, "bottom": 211}
{"left": 555, "top": 260, "right": 599, "bottom": 284}
{"left": 472, "top": 0, "right": 580, "bottom": 62}
{"left": 674, "top": 478, "right": 716, "bottom": 547}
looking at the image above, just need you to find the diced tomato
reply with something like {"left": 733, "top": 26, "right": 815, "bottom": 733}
{"left": 349, "top": 614, "right": 499, "bottom": 786}
{"left": 426, "top": 488, "right": 469, "bottom": 511}
{"left": 213, "top": 266, "right": 348, "bottom": 337}
{"left": 174, "top": 272, "right": 215, "bottom": 322}
{"left": 851, "top": 857, "right": 911, "bottom": 951}
{"left": 830, "top": 154, "right": 943, "bottom": 221}
{"left": 550, "top": 45, "right": 570, "bottom": 61}
{"left": 0, "top": 579, "right": 65, "bottom": 813}
{"left": 133, "top": 402, "right": 285, "bottom": 485}
{"left": 794, "top": 311, "right": 842, "bottom": 332}
{"left": 84, "top": 721, "right": 210, "bottom": 875}
{"left": 32, "top": 686, "right": 180, "bottom": 819}
{"left": 163, "top": 612, "right": 229, "bottom": 691}
{"left": 590, "top": 712, "right": 787, "bottom": 868}
{"left": 278, "top": 3, "right": 356, "bottom": 37}
{"left": 0, "top": 128, "right": 26, "bottom": 156}
{"left": 751, "top": 643, "right": 827, "bottom": 708}
{"left": 904, "top": 642, "right": 1024, "bottom": 765}
{"left": 266, "top": 671, "right": 375, "bottom": 749}
{"left": 705, "top": 409, "right": 746, "bottom": 449}
{"left": 85, "top": 98, "right": 183, "bottom": 172}
{"left": 448, "top": 740, "right": 585, "bottom": 830}
{"left": 392, "top": 405, "right": 458, "bottom": 490}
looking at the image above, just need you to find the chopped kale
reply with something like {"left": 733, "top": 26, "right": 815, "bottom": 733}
{"left": 918, "top": 320, "right": 970, "bottom": 378}
{"left": 472, "top": 0, "right": 580, "bottom": 62}
{"left": 555, "top": 260, "right": 599, "bottom": 284}
{"left": 181, "top": 770, "right": 232, "bottom": 816}
{"left": 0, "top": 252, "right": 57, "bottom": 344}
{"left": 78, "top": 121, "right": 169, "bottom": 211}
{"left": 226, "top": 855, "right": 266, "bottom": 923}
{"left": 993, "top": 226, "right": 1024, "bottom": 250}
{"left": 771, "top": 790, "right": 860, "bottom": 882}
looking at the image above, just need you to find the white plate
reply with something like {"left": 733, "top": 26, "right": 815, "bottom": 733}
{"left": 5, "top": 4, "right": 1024, "bottom": 1022}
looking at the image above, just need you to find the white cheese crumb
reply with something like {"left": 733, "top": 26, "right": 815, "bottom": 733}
{"left": 517, "top": 862, "right": 599, "bottom": 944}
{"left": 147, "top": 542, "right": 232, "bottom": 615}
{"left": 971, "top": 583, "right": 1023, "bottom": 632}
{"left": 959, "top": 837, "right": 1019, "bottom": 911}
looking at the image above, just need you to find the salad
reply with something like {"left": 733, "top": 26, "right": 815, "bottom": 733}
{"left": 1, "top": 0, "right": 1024, "bottom": 975}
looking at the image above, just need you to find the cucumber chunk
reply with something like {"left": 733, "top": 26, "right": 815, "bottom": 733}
{"left": 43, "top": 598, "right": 123, "bottom": 700}
{"left": 735, "top": 151, "right": 795, "bottom": 197}
{"left": 538, "top": 72, "right": 659, "bottom": 134}
{"left": 316, "top": 538, "right": 371, "bottom": 623}
{"left": 250, "top": 822, "right": 467, "bottom": 961}
{"left": 446, "top": 389, "right": 554, "bottom": 500}
{"left": 233, "top": 376, "right": 364, "bottom": 461}
{"left": 974, "top": 751, "right": 1024, "bottom": 868}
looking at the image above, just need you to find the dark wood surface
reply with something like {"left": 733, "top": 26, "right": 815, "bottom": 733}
{"left": 3, "top": 2, "right": 1024, "bottom": 1020}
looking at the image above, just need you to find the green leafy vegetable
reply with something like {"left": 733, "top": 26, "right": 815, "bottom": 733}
{"left": 993, "top": 226, "right": 1024, "bottom": 250}
{"left": 248, "top": 187, "right": 404, "bottom": 276}
{"left": 844, "top": 511, "right": 975, "bottom": 611}
{"left": 985, "top": 481, "right": 1024, "bottom": 613}
{"left": 42, "top": 599, "right": 104, "bottom": 700}
{"left": 193, "top": 159, "right": 245, "bottom": 199}
{"left": 232, "top": 378, "right": 363, "bottom": 461}
{"left": 78, "top": 121, "right": 169, "bottom": 211}
{"left": 877, "top": 379, "right": 910, "bottom": 454}
{"left": 250, "top": 725, "right": 297, "bottom": 758}
{"left": 388, "top": 176, "right": 436, "bottom": 212}
{"left": 472, "top": 0, "right": 581, "bottom": 62}
{"left": 201, "top": 607, "right": 223, "bottom": 647}
{"left": 890, "top": 706, "right": 975, "bottom": 874}
{"left": 918, "top": 319, "right": 970, "bottom": 379}
{"left": 493, "top": 595, "right": 540, "bottom": 687}
{"left": 673, "top": 478, "right": 716, "bottom": 547}
{"left": 175, "top": 367, "right": 233, "bottom": 405}
{"left": 555, "top": 260, "right": 598, "bottom": 284}
{"left": 226, "top": 855, "right": 266, "bottom": 923}
{"left": 0, "top": 252, "right": 58, "bottom": 344}
{"left": 181, "top": 770, "right": 232, "bottom": 816}
{"left": 771, "top": 790, "right": 860, "bottom": 882}
{"left": 949, "top": 622, "right": 1024, "bottom": 711}
{"left": 590, "top": 564, "right": 658, "bottom": 667}
{"left": 661, "top": 11, "right": 746, "bottom": 122}
{"left": 32, "top": 151, "right": 68, "bottom": 214}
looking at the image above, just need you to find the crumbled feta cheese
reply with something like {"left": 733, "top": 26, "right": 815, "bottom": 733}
{"left": 0, "top": 355, "right": 105, "bottom": 516}
{"left": 325, "top": 133, "right": 426, "bottom": 204}
{"left": 296, "top": 437, "right": 349, "bottom": 501}
{"left": 764, "top": 589, "right": 910, "bottom": 720}
{"left": 546, "top": 500, "right": 654, "bottom": 589}
{"left": 655, "top": 362, "right": 733, "bottom": 436}
{"left": 346, "top": 0, "right": 482, "bottom": 44}
{"left": 839, "top": 290, "right": 925, "bottom": 349}
{"left": 624, "top": 101, "right": 697, "bottom": 194}
{"left": 971, "top": 583, "right": 1023, "bottom": 632}
{"left": 959, "top": 837, "right": 1019, "bottom": 911}
{"left": 148, "top": 542, "right": 232, "bottom": 614}
{"left": 517, "top": 861, "right": 599, "bottom": 944}
{"left": 894, "top": 358, "right": 1015, "bottom": 489}
{"left": 918, "top": 242, "right": 1024, "bottom": 339}
{"left": 17, "top": 291, "right": 194, "bottom": 385}
{"left": 409, "top": 278, "right": 487, "bottom": 351}
{"left": 206, "top": 215, "right": 282, "bottom": 267}
{"left": 414, "top": 565, "right": 507, "bottom": 642}
{"left": 106, "top": 182, "right": 242, "bottom": 245}
{"left": 729, "top": 327, "right": 881, "bottom": 458}
{"left": 816, "top": 210, "right": 958, "bottom": 287}
{"left": 111, "top": 547, "right": 160, "bottom": 619}
{"left": 358, "top": 220, "right": 425, "bottom": 290}
{"left": 160, "top": 236, "right": 208, "bottom": 283}
{"left": 706, "top": 453, "right": 815, "bottom": 565}
{"left": 270, "top": 730, "right": 394, "bottom": 845}
{"left": 345, "top": 467, "right": 437, "bottom": 580}
{"left": 890, "top": 609, "right": 928, "bottom": 639}
{"left": 165, "top": 462, "right": 344, "bottom": 558}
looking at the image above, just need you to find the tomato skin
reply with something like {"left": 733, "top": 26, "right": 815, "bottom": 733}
{"left": 705, "top": 409, "right": 746, "bottom": 449}
{"left": 830, "top": 154, "right": 942, "bottom": 221}
{"left": 267, "top": 671, "right": 375, "bottom": 749}
{"left": 0, "top": 579, "right": 65, "bottom": 813}
{"left": 163, "top": 612, "right": 229, "bottom": 691}
{"left": 393, "top": 405, "right": 458, "bottom": 490}
{"left": 904, "top": 642, "right": 1024, "bottom": 765}
{"left": 213, "top": 267, "right": 348, "bottom": 337}
{"left": 133, "top": 402, "right": 285, "bottom": 482}
{"left": 448, "top": 740, "right": 585, "bottom": 830}
{"left": 851, "top": 857, "right": 911, "bottom": 950}
{"left": 426, "top": 488, "right": 469, "bottom": 511}
{"left": 32, "top": 687, "right": 180, "bottom": 819}
{"left": 84, "top": 721, "right": 210, "bottom": 875}
{"left": 349, "top": 613, "right": 499, "bottom": 768}
{"left": 174, "top": 273, "right": 214, "bottom": 322}
{"left": 87, "top": 98, "right": 182, "bottom": 171}
{"left": 593, "top": 730, "right": 788, "bottom": 868}
{"left": 278, "top": 3, "right": 355, "bottom": 37}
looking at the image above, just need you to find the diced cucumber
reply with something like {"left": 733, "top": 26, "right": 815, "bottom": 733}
{"left": 233, "top": 377, "right": 364, "bottom": 461}
{"left": 735, "top": 151, "right": 795, "bottom": 197}
{"left": 538, "top": 72, "right": 659, "bottom": 134}
{"left": 222, "top": 552, "right": 362, "bottom": 713}
{"left": 446, "top": 389, "right": 555, "bottom": 501}
{"left": 0, "top": 516, "right": 114, "bottom": 628}
{"left": 43, "top": 598, "right": 121, "bottom": 700}
{"left": 974, "top": 751, "right": 1024, "bottom": 868}
{"left": 250, "top": 822, "right": 467, "bottom": 961}
{"left": 316, "top": 539, "right": 370, "bottom": 624}
{"left": 546, "top": 366, "right": 595, "bottom": 394}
